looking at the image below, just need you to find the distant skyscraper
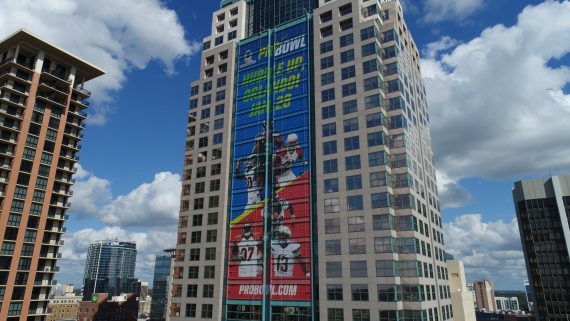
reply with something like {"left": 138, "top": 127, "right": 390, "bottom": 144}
{"left": 0, "top": 29, "right": 104, "bottom": 321}
{"left": 173, "top": 0, "right": 453, "bottom": 320}
{"left": 473, "top": 280, "right": 497, "bottom": 312}
{"left": 81, "top": 240, "right": 139, "bottom": 301}
{"left": 513, "top": 176, "right": 570, "bottom": 321}
{"left": 448, "top": 260, "right": 476, "bottom": 321}
{"left": 150, "top": 249, "right": 175, "bottom": 321}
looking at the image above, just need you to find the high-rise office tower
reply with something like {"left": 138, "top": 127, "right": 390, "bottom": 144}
{"left": 81, "top": 240, "right": 139, "bottom": 301}
{"left": 513, "top": 176, "right": 570, "bottom": 321}
{"left": 150, "top": 249, "right": 175, "bottom": 321}
{"left": 0, "top": 29, "right": 104, "bottom": 321}
{"left": 473, "top": 280, "right": 496, "bottom": 312}
{"left": 173, "top": 0, "right": 453, "bottom": 320}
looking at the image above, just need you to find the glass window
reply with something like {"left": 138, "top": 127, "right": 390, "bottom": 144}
{"left": 351, "top": 285, "right": 369, "bottom": 302}
{"left": 349, "top": 238, "right": 366, "bottom": 254}
{"left": 340, "top": 33, "right": 353, "bottom": 47}
{"left": 362, "top": 59, "right": 379, "bottom": 74}
{"left": 343, "top": 118, "right": 359, "bottom": 132}
{"left": 322, "top": 88, "right": 336, "bottom": 102}
{"left": 342, "top": 100, "right": 357, "bottom": 115}
{"left": 325, "top": 240, "right": 341, "bottom": 255}
{"left": 366, "top": 113, "right": 383, "bottom": 128}
{"left": 378, "top": 285, "right": 401, "bottom": 302}
{"left": 327, "top": 284, "right": 343, "bottom": 301}
{"left": 325, "top": 218, "right": 341, "bottom": 234}
{"left": 364, "top": 94, "right": 381, "bottom": 109}
{"left": 369, "top": 151, "right": 387, "bottom": 167}
{"left": 322, "top": 105, "right": 336, "bottom": 119}
{"left": 321, "top": 40, "right": 334, "bottom": 53}
{"left": 323, "top": 141, "right": 337, "bottom": 155}
{"left": 363, "top": 76, "right": 381, "bottom": 91}
{"left": 350, "top": 261, "right": 367, "bottom": 277}
{"left": 360, "top": 26, "right": 376, "bottom": 41}
{"left": 340, "top": 49, "right": 355, "bottom": 63}
{"left": 370, "top": 172, "right": 388, "bottom": 187}
{"left": 371, "top": 192, "right": 391, "bottom": 209}
{"left": 344, "top": 136, "right": 359, "bottom": 151}
{"left": 324, "top": 178, "right": 339, "bottom": 193}
{"left": 341, "top": 65, "right": 355, "bottom": 79}
{"left": 367, "top": 132, "right": 384, "bottom": 147}
{"left": 187, "top": 285, "right": 198, "bottom": 298}
{"left": 342, "top": 82, "right": 357, "bottom": 97}
{"left": 321, "top": 71, "right": 335, "bottom": 86}
{"left": 346, "top": 175, "right": 362, "bottom": 190}
{"left": 324, "top": 198, "right": 340, "bottom": 213}
{"left": 328, "top": 308, "right": 344, "bottom": 321}
{"left": 345, "top": 155, "right": 361, "bottom": 170}
{"left": 323, "top": 159, "right": 338, "bottom": 174}
{"left": 326, "top": 261, "right": 342, "bottom": 277}
{"left": 376, "top": 260, "right": 396, "bottom": 277}
{"left": 361, "top": 42, "right": 378, "bottom": 57}
{"left": 353, "top": 309, "right": 370, "bottom": 321}
{"left": 347, "top": 195, "right": 363, "bottom": 211}
{"left": 348, "top": 216, "right": 365, "bottom": 232}
{"left": 322, "top": 123, "right": 337, "bottom": 137}
{"left": 321, "top": 56, "right": 334, "bottom": 69}
{"left": 374, "top": 237, "right": 395, "bottom": 253}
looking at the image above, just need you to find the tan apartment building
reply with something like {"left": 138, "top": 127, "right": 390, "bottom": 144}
{"left": 473, "top": 279, "right": 497, "bottom": 312}
{"left": 0, "top": 29, "right": 104, "bottom": 320}
{"left": 172, "top": 0, "right": 453, "bottom": 320}
{"left": 46, "top": 290, "right": 80, "bottom": 321}
{"left": 448, "top": 260, "right": 476, "bottom": 321}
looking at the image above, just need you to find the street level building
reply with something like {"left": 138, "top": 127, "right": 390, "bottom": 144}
{"left": 448, "top": 260, "right": 476, "bottom": 321}
{"left": 81, "top": 240, "right": 139, "bottom": 301}
{"left": 46, "top": 290, "right": 80, "bottom": 321}
{"left": 77, "top": 293, "right": 138, "bottom": 321}
{"left": 0, "top": 29, "right": 104, "bottom": 321}
{"left": 513, "top": 176, "right": 570, "bottom": 321}
{"left": 172, "top": 0, "right": 453, "bottom": 320}
{"left": 473, "top": 280, "right": 497, "bottom": 312}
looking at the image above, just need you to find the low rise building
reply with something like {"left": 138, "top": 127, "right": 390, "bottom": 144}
{"left": 46, "top": 292, "right": 80, "bottom": 321}
{"left": 77, "top": 293, "right": 138, "bottom": 321}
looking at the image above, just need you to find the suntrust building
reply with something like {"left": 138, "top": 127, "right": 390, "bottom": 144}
{"left": 172, "top": 1, "right": 453, "bottom": 320}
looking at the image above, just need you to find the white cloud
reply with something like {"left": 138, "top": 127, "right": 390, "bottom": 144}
{"left": 444, "top": 214, "right": 528, "bottom": 289}
{"left": 70, "top": 169, "right": 181, "bottom": 228}
{"left": 0, "top": 0, "right": 199, "bottom": 124}
{"left": 423, "top": 1, "right": 570, "bottom": 180}
{"left": 99, "top": 172, "right": 181, "bottom": 227}
{"left": 437, "top": 171, "right": 474, "bottom": 208}
{"left": 59, "top": 226, "right": 176, "bottom": 286}
{"left": 423, "top": 36, "right": 459, "bottom": 59}
{"left": 69, "top": 165, "right": 112, "bottom": 218}
{"left": 423, "top": 0, "right": 485, "bottom": 23}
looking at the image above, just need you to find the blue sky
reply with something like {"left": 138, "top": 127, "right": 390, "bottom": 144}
{"left": 1, "top": 0, "right": 569, "bottom": 290}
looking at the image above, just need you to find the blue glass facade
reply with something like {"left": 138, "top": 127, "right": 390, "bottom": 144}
{"left": 150, "top": 252, "right": 174, "bottom": 321}
{"left": 82, "top": 240, "right": 139, "bottom": 301}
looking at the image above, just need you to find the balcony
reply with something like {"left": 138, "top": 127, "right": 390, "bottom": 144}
{"left": 72, "top": 85, "right": 91, "bottom": 97}
{"left": 38, "top": 79, "right": 69, "bottom": 96}
{"left": 0, "top": 92, "right": 26, "bottom": 108}
{"left": 0, "top": 148, "right": 15, "bottom": 157}
{"left": 66, "top": 120, "right": 84, "bottom": 129}
{"left": 63, "top": 130, "right": 83, "bottom": 140}
{"left": 0, "top": 66, "right": 32, "bottom": 82}
{"left": 71, "top": 96, "right": 90, "bottom": 109}
{"left": 69, "top": 108, "right": 87, "bottom": 119}
{"left": 36, "top": 93, "right": 67, "bottom": 109}
{"left": 0, "top": 107, "right": 24, "bottom": 120}
{"left": 41, "top": 69, "right": 70, "bottom": 84}
{"left": 1, "top": 81, "right": 29, "bottom": 97}
{"left": 0, "top": 56, "right": 14, "bottom": 68}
